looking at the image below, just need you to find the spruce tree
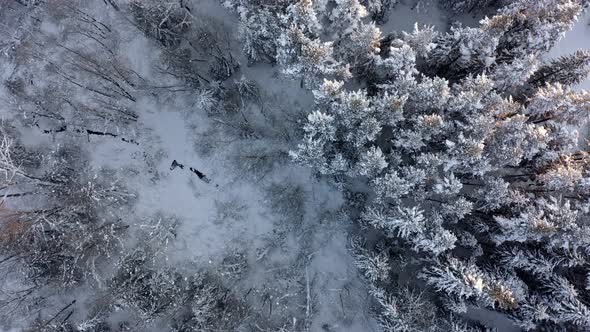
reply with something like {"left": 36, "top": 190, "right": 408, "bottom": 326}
{"left": 429, "top": 0, "right": 582, "bottom": 81}
{"left": 528, "top": 50, "right": 590, "bottom": 88}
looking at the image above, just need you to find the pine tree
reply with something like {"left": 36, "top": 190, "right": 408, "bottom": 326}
{"left": 427, "top": 23, "right": 498, "bottom": 80}
{"left": 528, "top": 50, "right": 590, "bottom": 88}
{"left": 494, "top": 0, "right": 582, "bottom": 60}
{"left": 328, "top": 0, "right": 368, "bottom": 34}
{"left": 401, "top": 23, "right": 438, "bottom": 59}
{"left": 283, "top": 0, "right": 322, "bottom": 36}
{"left": 336, "top": 21, "right": 382, "bottom": 73}
{"left": 362, "top": 0, "right": 395, "bottom": 22}
{"left": 428, "top": 0, "right": 583, "bottom": 82}
{"left": 276, "top": 0, "right": 353, "bottom": 87}
{"left": 491, "top": 55, "right": 539, "bottom": 92}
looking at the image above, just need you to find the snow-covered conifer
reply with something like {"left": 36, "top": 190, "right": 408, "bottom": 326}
{"left": 494, "top": 0, "right": 582, "bottom": 59}
{"left": 401, "top": 23, "right": 438, "bottom": 58}
{"left": 529, "top": 50, "right": 590, "bottom": 88}
{"left": 337, "top": 22, "right": 382, "bottom": 72}
{"left": 328, "top": 0, "right": 368, "bottom": 34}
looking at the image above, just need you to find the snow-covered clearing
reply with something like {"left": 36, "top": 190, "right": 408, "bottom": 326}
{"left": 24, "top": 0, "right": 378, "bottom": 329}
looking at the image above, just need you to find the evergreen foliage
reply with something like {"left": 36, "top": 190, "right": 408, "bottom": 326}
{"left": 225, "top": 0, "right": 590, "bottom": 329}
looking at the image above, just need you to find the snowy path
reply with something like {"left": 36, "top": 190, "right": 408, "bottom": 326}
{"left": 86, "top": 87, "right": 376, "bottom": 329}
